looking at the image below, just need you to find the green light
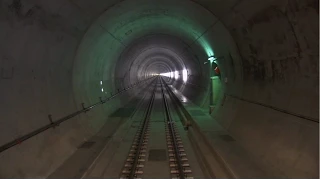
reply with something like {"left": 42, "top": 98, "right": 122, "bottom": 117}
{"left": 198, "top": 37, "right": 214, "bottom": 58}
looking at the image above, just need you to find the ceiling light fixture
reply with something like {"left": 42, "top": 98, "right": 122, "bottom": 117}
{"left": 208, "top": 55, "right": 217, "bottom": 63}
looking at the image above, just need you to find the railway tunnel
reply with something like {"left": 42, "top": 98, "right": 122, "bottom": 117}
{"left": 0, "top": 0, "right": 319, "bottom": 178}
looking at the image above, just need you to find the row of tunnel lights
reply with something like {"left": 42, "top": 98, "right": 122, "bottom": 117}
{"left": 98, "top": 69, "right": 187, "bottom": 93}
{"left": 152, "top": 55, "right": 218, "bottom": 81}
{"left": 99, "top": 56, "right": 217, "bottom": 92}
{"left": 152, "top": 69, "right": 188, "bottom": 82}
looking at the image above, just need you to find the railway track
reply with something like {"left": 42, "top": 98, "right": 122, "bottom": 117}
{"left": 120, "top": 78, "right": 157, "bottom": 179}
{"left": 120, "top": 77, "right": 193, "bottom": 179}
{"left": 160, "top": 78, "right": 193, "bottom": 179}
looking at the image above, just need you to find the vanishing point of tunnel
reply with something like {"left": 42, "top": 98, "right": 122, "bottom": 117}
{"left": 0, "top": 0, "right": 319, "bottom": 179}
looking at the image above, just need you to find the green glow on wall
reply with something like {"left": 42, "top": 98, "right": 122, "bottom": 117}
{"left": 100, "top": 2, "right": 217, "bottom": 66}
{"left": 105, "top": 12, "right": 215, "bottom": 61}
{"left": 197, "top": 37, "right": 214, "bottom": 61}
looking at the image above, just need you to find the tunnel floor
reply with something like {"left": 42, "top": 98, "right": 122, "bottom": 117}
{"left": 45, "top": 76, "right": 272, "bottom": 179}
{"left": 49, "top": 77, "right": 207, "bottom": 178}
{"left": 46, "top": 76, "right": 271, "bottom": 179}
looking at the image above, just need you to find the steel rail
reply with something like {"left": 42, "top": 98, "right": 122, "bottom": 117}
{"left": 160, "top": 77, "right": 185, "bottom": 179}
{"left": 127, "top": 77, "right": 158, "bottom": 178}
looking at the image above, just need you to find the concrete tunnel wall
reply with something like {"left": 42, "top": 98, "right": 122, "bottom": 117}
{"left": 0, "top": 0, "right": 318, "bottom": 178}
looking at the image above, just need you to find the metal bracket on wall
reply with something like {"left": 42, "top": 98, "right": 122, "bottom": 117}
{"left": 82, "top": 103, "right": 89, "bottom": 113}
{"left": 99, "top": 97, "right": 105, "bottom": 104}
{"left": 48, "top": 114, "right": 59, "bottom": 128}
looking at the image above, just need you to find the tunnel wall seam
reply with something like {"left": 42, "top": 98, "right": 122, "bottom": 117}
{"left": 226, "top": 94, "right": 319, "bottom": 122}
